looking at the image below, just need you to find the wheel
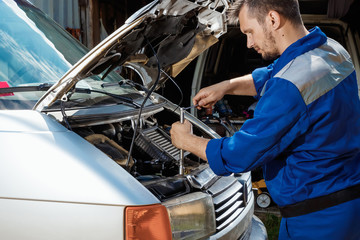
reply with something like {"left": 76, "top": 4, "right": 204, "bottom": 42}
{"left": 256, "top": 192, "right": 272, "bottom": 208}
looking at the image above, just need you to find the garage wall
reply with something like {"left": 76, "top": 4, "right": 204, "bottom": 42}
{"left": 28, "top": 0, "right": 151, "bottom": 48}
{"left": 29, "top": 0, "right": 80, "bottom": 29}
{"left": 29, "top": 0, "right": 82, "bottom": 41}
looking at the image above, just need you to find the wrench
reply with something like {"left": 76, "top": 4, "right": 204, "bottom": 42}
{"left": 179, "top": 107, "right": 185, "bottom": 175}
{"left": 178, "top": 104, "right": 198, "bottom": 175}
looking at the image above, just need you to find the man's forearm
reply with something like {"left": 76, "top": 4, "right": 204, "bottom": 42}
{"left": 182, "top": 135, "right": 210, "bottom": 161}
{"left": 225, "top": 74, "right": 257, "bottom": 96}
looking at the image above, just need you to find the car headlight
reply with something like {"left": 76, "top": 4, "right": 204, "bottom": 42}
{"left": 163, "top": 192, "right": 216, "bottom": 239}
{"left": 125, "top": 204, "right": 172, "bottom": 240}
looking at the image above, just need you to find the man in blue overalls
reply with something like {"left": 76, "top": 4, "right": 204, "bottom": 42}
{"left": 170, "top": 0, "right": 360, "bottom": 239}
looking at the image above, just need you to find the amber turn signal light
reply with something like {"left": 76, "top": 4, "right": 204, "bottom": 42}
{"left": 125, "top": 204, "right": 172, "bottom": 240}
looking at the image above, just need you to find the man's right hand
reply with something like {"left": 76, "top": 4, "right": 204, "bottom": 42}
{"left": 193, "top": 74, "right": 257, "bottom": 109}
{"left": 193, "top": 81, "right": 228, "bottom": 109}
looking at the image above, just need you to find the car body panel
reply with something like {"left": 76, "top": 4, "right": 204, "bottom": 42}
{"left": 0, "top": 110, "right": 159, "bottom": 205}
{"left": 0, "top": 198, "right": 125, "bottom": 240}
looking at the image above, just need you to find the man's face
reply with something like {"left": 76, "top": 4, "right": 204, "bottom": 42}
{"left": 239, "top": 5, "right": 279, "bottom": 60}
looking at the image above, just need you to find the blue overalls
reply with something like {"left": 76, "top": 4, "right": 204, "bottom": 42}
{"left": 206, "top": 27, "right": 360, "bottom": 239}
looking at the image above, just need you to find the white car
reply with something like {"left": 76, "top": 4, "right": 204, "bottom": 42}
{"left": 0, "top": 0, "right": 267, "bottom": 239}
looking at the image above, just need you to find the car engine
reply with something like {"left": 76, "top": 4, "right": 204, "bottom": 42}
{"left": 71, "top": 105, "right": 208, "bottom": 200}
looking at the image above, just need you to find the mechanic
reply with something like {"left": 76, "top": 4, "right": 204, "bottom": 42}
{"left": 170, "top": 0, "right": 360, "bottom": 239}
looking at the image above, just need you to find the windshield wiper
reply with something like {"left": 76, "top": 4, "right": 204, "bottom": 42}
{"left": 0, "top": 83, "right": 53, "bottom": 94}
{"left": 0, "top": 83, "right": 142, "bottom": 109}
{"left": 72, "top": 87, "right": 141, "bottom": 108}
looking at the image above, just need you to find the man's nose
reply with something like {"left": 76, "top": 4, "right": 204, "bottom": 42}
{"left": 247, "top": 36, "right": 254, "bottom": 49}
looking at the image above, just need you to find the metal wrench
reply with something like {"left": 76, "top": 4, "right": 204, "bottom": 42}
{"left": 178, "top": 104, "right": 198, "bottom": 175}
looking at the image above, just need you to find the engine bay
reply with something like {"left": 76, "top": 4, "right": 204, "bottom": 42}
{"left": 71, "top": 105, "right": 211, "bottom": 200}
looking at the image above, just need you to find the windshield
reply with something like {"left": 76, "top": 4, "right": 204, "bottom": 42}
{"left": 0, "top": 0, "right": 140, "bottom": 110}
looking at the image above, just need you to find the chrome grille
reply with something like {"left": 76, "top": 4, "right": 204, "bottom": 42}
{"left": 207, "top": 176, "right": 247, "bottom": 231}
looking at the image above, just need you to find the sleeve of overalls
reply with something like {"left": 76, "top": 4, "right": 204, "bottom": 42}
{"left": 252, "top": 64, "right": 274, "bottom": 100}
{"left": 206, "top": 77, "right": 309, "bottom": 176}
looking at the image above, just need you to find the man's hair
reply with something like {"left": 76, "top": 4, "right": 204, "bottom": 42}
{"left": 227, "top": 0, "right": 303, "bottom": 26}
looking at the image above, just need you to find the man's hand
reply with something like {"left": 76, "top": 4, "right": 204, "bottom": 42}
{"left": 170, "top": 119, "right": 193, "bottom": 150}
{"left": 170, "top": 120, "right": 210, "bottom": 160}
{"left": 193, "top": 81, "right": 228, "bottom": 109}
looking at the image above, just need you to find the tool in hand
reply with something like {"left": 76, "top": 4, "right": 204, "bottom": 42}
{"left": 182, "top": 104, "right": 199, "bottom": 111}
{"left": 179, "top": 107, "right": 185, "bottom": 175}
{"left": 178, "top": 104, "right": 198, "bottom": 175}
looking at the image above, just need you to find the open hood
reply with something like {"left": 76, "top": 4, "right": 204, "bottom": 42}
{"left": 34, "top": 0, "right": 229, "bottom": 111}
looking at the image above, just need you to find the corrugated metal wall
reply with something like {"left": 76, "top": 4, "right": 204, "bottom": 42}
{"left": 28, "top": 0, "right": 149, "bottom": 48}
{"left": 29, "top": 0, "right": 80, "bottom": 29}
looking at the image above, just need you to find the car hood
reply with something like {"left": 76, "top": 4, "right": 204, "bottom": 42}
{"left": 34, "top": 0, "right": 229, "bottom": 111}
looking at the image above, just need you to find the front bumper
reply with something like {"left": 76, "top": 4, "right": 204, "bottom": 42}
{"left": 248, "top": 215, "right": 268, "bottom": 240}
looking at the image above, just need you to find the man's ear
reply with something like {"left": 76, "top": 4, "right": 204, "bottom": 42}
{"left": 267, "top": 10, "right": 281, "bottom": 30}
